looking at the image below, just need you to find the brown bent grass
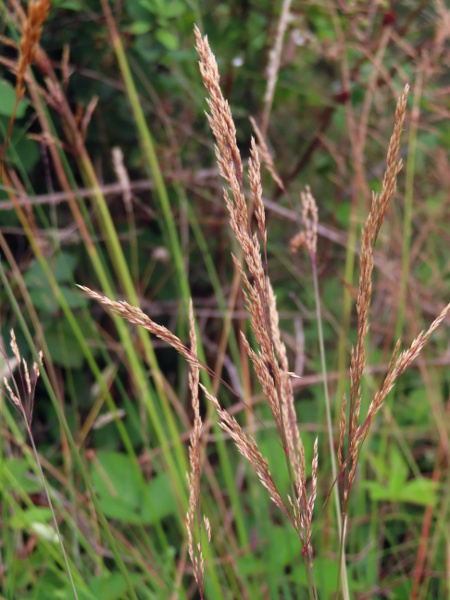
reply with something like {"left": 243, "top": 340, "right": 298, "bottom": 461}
{"left": 79, "top": 26, "right": 449, "bottom": 600}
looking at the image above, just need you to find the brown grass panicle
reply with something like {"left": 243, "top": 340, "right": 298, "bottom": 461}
{"left": 79, "top": 25, "right": 449, "bottom": 600}
{"left": 194, "top": 25, "right": 318, "bottom": 556}
{"left": 185, "top": 301, "right": 210, "bottom": 599}
{"left": 337, "top": 84, "right": 450, "bottom": 507}
{"left": 2, "top": 0, "right": 51, "bottom": 171}
{"left": 80, "top": 25, "right": 320, "bottom": 596}
{"left": 1, "top": 328, "right": 43, "bottom": 430}
{"left": 16, "top": 0, "right": 52, "bottom": 101}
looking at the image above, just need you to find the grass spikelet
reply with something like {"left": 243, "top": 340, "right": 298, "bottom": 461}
{"left": 16, "top": 0, "right": 52, "bottom": 101}
{"left": 2, "top": 0, "right": 51, "bottom": 170}
{"left": 186, "top": 301, "right": 207, "bottom": 598}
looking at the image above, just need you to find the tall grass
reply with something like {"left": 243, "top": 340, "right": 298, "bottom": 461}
{"left": 1, "top": 2, "right": 449, "bottom": 598}
{"left": 80, "top": 27, "right": 449, "bottom": 600}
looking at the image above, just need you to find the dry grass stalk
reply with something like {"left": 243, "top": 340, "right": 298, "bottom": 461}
{"left": 338, "top": 85, "right": 450, "bottom": 501}
{"left": 186, "top": 301, "right": 207, "bottom": 598}
{"left": 290, "top": 187, "right": 318, "bottom": 258}
{"left": 249, "top": 116, "right": 285, "bottom": 192}
{"left": 262, "top": 0, "right": 293, "bottom": 133}
{"left": 194, "top": 25, "right": 316, "bottom": 551}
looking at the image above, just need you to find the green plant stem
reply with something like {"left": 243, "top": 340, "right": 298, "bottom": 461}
{"left": 0, "top": 264, "right": 140, "bottom": 600}
{"left": 100, "top": 0, "right": 249, "bottom": 563}
{"left": 24, "top": 418, "right": 79, "bottom": 600}
{"left": 311, "top": 259, "right": 350, "bottom": 600}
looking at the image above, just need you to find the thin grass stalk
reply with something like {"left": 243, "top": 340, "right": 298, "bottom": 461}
{"left": 328, "top": 2, "right": 368, "bottom": 411}
{"left": 18, "top": 36, "right": 187, "bottom": 496}
{"left": 22, "top": 58, "right": 192, "bottom": 536}
{"left": 0, "top": 233, "right": 172, "bottom": 575}
{"left": 0, "top": 166, "right": 178, "bottom": 551}
{"left": 311, "top": 259, "right": 350, "bottom": 600}
{"left": 262, "top": 0, "right": 293, "bottom": 134}
{"left": 0, "top": 267, "right": 139, "bottom": 600}
{"left": 395, "top": 68, "right": 422, "bottom": 339}
{"left": 0, "top": 458, "right": 95, "bottom": 596}
{"left": 99, "top": 3, "right": 250, "bottom": 550}
{"left": 100, "top": 0, "right": 191, "bottom": 310}
{"left": 1, "top": 336, "right": 78, "bottom": 600}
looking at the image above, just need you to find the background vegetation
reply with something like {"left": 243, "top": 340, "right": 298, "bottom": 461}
{"left": 0, "top": 1, "right": 449, "bottom": 598}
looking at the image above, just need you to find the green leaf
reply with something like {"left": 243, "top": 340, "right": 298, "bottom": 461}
{"left": 10, "top": 507, "right": 53, "bottom": 529}
{"left": 43, "top": 318, "right": 91, "bottom": 368}
{"left": 0, "top": 80, "right": 28, "bottom": 118}
{"left": 267, "top": 525, "right": 299, "bottom": 570}
{"left": 3, "top": 457, "right": 42, "bottom": 494}
{"left": 128, "top": 21, "right": 152, "bottom": 35}
{"left": 155, "top": 28, "right": 179, "bottom": 50}
{"left": 83, "top": 572, "right": 142, "bottom": 600}
{"left": 395, "top": 478, "right": 438, "bottom": 507}
{"left": 24, "top": 252, "right": 79, "bottom": 287}
{"left": 365, "top": 446, "right": 437, "bottom": 505}
{"left": 90, "top": 451, "right": 177, "bottom": 525}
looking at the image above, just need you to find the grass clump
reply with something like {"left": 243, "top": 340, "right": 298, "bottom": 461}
{"left": 79, "top": 28, "right": 449, "bottom": 600}
{"left": 1, "top": 3, "right": 449, "bottom": 598}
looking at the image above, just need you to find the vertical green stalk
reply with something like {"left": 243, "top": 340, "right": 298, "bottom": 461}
{"left": 100, "top": 0, "right": 249, "bottom": 554}
{"left": 311, "top": 259, "right": 350, "bottom": 600}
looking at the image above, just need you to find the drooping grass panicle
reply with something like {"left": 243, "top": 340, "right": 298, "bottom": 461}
{"left": 76, "top": 285, "right": 203, "bottom": 372}
{"left": 199, "top": 382, "right": 295, "bottom": 527}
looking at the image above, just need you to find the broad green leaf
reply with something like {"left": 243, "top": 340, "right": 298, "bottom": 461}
{"left": 43, "top": 318, "right": 91, "bottom": 368}
{"left": 155, "top": 28, "right": 179, "bottom": 51}
{"left": 0, "top": 80, "right": 28, "bottom": 118}
{"left": 3, "top": 457, "right": 42, "bottom": 494}
{"left": 90, "top": 451, "right": 177, "bottom": 525}
{"left": 23, "top": 252, "right": 79, "bottom": 286}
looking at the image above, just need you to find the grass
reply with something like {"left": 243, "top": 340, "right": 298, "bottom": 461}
{"left": 1, "top": 1, "right": 449, "bottom": 599}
